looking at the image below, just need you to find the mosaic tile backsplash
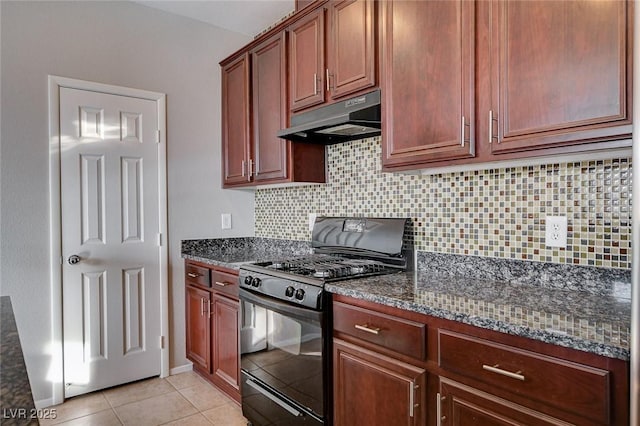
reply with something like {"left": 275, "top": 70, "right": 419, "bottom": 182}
{"left": 255, "top": 137, "right": 632, "bottom": 270}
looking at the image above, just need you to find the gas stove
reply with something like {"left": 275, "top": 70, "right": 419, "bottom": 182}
{"left": 238, "top": 217, "right": 412, "bottom": 426}
{"left": 238, "top": 217, "right": 412, "bottom": 310}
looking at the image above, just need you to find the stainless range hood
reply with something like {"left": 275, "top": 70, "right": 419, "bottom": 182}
{"left": 277, "top": 90, "right": 381, "bottom": 144}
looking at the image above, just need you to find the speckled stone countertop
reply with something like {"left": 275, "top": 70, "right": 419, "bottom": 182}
{"left": 181, "top": 240, "right": 631, "bottom": 360}
{"left": 328, "top": 252, "right": 631, "bottom": 360}
{"left": 1, "top": 296, "right": 38, "bottom": 425}
{"left": 182, "top": 237, "right": 312, "bottom": 270}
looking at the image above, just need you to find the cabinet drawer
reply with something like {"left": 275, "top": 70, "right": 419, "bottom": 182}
{"left": 185, "top": 263, "right": 211, "bottom": 288}
{"left": 438, "top": 330, "right": 610, "bottom": 424}
{"left": 211, "top": 269, "right": 239, "bottom": 299}
{"left": 333, "top": 301, "right": 426, "bottom": 360}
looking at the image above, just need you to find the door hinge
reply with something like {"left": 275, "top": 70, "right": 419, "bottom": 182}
{"left": 156, "top": 129, "right": 161, "bottom": 144}
{"left": 160, "top": 335, "right": 165, "bottom": 349}
{"left": 157, "top": 233, "right": 162, "bottom": 246}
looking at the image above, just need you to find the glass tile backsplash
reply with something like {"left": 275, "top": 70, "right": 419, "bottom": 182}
{"left": 255, "top": 137, "right": 632, "bottom": 270}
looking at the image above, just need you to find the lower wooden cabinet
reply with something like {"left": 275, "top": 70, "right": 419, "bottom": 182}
{"left": 332, "top": 294, "right": 629, "bottom": 426}
{"left": 439, "top": 378, "right": 571, "bottom": 426}
{"left": 186, "top": 285, "right": 211, "bottom": 372}
{"left": 185, "top": 261, "right": 240, "bottom": 403}
{"left": 211, "top": 292, "right": 240, "bottom": 396}
{"left": 333, "top": 338, "right": 427, "bottom": 426}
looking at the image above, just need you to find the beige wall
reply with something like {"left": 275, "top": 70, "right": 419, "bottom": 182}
{"left": 0, "top": 0, "right": 254, "bottom": 404}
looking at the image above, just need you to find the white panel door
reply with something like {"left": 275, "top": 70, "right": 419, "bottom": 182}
{"left": 60, "top": 87, "right": 161, "bottom": 398}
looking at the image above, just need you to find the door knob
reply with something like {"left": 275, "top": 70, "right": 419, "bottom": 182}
{"left": 68, "top": 255, "right": 81, "bottom": 265}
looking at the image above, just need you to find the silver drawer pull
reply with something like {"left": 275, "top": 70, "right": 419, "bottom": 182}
{"left": 187, "top": 272, "right": 200, "bottom": 278}
{"left": 482, "top": 364, "right": 525, "bottom": 381}
{"left": 355, "top": 324, "right": 381, "bottom": 335}
{"left": 215, "top": 281, "right": 229, "bottom": 287}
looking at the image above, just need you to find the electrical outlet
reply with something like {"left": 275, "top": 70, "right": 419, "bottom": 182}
{"left": 221, "top": 213, "right": 232, "bottom": 230}
{"left": 308, "top": 213, "right": 317, "bottom": 232}
{"left": 545, "top": 216, "right": 567, "bottom": 248}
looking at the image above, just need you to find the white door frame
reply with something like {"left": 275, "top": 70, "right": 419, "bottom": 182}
{"left": 48, "top": 75, "right": 169, "bottom": 406}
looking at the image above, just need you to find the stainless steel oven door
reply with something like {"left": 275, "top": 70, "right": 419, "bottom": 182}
{"left": 239, "top": 288, "right": 325, "bottom": 424}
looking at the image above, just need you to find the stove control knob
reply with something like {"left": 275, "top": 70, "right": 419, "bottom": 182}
{"left": 251, "top": 277, "right": 261, "bottom": 287}
{"left": 295, "top": 288, "right": 305, "bottom": 301}
{"left": 244, "top": 276, "right": 253, "bottom": 285}
{"left": 285, "top": 286, "right": 295, "bottom": 298}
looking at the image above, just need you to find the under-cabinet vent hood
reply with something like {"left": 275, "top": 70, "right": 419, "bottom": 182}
{"left": 277, "top": 90, "right": 381, "bottom": 144}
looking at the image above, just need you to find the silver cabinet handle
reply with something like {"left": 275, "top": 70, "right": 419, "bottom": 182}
{"left": 489, "top": 110, "right": 498, "bottom": 144}
{"left": 482, "top": 364, "right": 525, "bottom": 381}
{"left": 200, "top": 298, "right": 205, "bottom": 317}
{"left": 187, "top": 272, "right": 200, "bottom": 278}
{"left": 488, "top": 110, "right": 493, "bottom": 144}
{"left": 68, "top": 254, "right": 81, "bottom": 265}
{"left": 354, "top": 324, "right": 380, "bottom": 335}
{"left": 241, "top": 160, "right": 246, "bottom": 177}
{"left": 437, "top": 393, "right": 446, "bottom": 425}
{"left": 313, "top": 73, "right": 318, "bottom": 94}
{"left": 215, "top": 281, "right": 228, "bottom": 287}
{"left": 326, "top": 68, "right": 330, "bottom": 92}
{"left": 409, "top": 381, "right": 418, "bottom": 418}
{"left": 460, "top": 116, "right": 470, "bottom": 147}
{"left": 248, "top": 159, "right": 254, "bottom": 179}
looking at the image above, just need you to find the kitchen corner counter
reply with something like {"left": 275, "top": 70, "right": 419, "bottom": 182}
{"left": 326, "top": 269, "right": 631, "bottom": 360}
{"left": 181, "top": 237, "right": 313, "bottom": 270}
{"left": 1, "top": 296, "right": 38, "bottom": 425}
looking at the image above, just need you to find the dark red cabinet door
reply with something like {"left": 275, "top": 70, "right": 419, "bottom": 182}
{"left": 489, "top": 0, "right": 631, "bottom": 154}
{"left": 252, "top": 33, "right": 290, "bottom": 183}
{"left": 222, "top": 53, "right": 251, "bottom": 187}
{"left": 211, "top": 293, "right": 240, "bottom": 393}
{"left": 333, "top": 339, "right": 427, "bottom": 426}
{"left": 186, "top": 285, "right": 210, "bottom": 372}
{"left": 381, "top": 0, "right": 475, "bottom": 170}
{"left": 289, "top": 9, "right": 325, "bottom": 112}
{"left": 327, "top": 0, "right": 376, "bottom": 100}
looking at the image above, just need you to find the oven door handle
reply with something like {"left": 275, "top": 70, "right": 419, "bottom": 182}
{"left": 245, "top": 378, "right": 304, "bottom": 417}
{"left": 239, "top": 288, "right": 323, "bottom": 323}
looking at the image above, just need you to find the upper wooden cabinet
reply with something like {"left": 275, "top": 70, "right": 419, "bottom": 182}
{"left": 489, "top": 0, "right": 631, "bottom": 154}
{"left": 221, "top": 54, "right": 251, "bottom": 186}
{"left": 381, "top": 0, "right": 475, "bottom": 169}
{"left": 289, "top": 8, "right": 326, "bottom": 112}
{"left": 289, "top": 0, "right": 376, "bottom": 113}
{"left": 252, "top": 33, "right": 290, "bottom": 183}
{"left": 221, "top": 33, "right": 325, "bottom": 188}
{"left": 381, "top": 0, "right": 632, "bottom": 172}
{"left": 327, "top": 0, "right": 376, "bottom": 99}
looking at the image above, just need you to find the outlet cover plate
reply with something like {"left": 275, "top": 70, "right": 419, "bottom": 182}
{"left": 545, "top": 216, "right": 567, "bottom": 248}
{"left": 221, "top": 213, "right": 232, "bottom": 230}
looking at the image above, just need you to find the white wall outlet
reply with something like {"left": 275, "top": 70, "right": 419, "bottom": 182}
{"left": 545, "top": 215, "right": 567, "bottom": 248}
{"left": 308, "top": 213, "right": 317, "bottom": 232}
{"left": 221, "top": 213, "right": 232, "bottom": 230}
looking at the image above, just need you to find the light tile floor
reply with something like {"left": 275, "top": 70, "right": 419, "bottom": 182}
{"left": 40, "top": 372, "right": 247, "bottom": 426}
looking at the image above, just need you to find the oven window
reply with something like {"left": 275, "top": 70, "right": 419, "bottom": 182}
{"left": 240, "top": 299, "right": 324, "bottom": 417}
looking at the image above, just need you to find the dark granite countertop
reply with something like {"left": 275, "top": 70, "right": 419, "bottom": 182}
{"left": 181, "top": 239, "right": 631, "bottom": 360}
{"left": 327, "top": 270, "right": 630, "bottom": 360}
{"left": 1, "top": 296, "right": 38, "bottom": 425}
{"left": 181, "top": 237, "right": 312, "bottom": 270}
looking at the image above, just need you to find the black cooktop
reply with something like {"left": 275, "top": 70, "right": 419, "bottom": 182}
{"left": 254, "top": 254, "right": 398, "bottom": 282}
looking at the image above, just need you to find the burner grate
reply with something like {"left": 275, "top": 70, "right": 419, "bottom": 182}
{"left": 266, "top": 255, "right": 390, "bottom": 280}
